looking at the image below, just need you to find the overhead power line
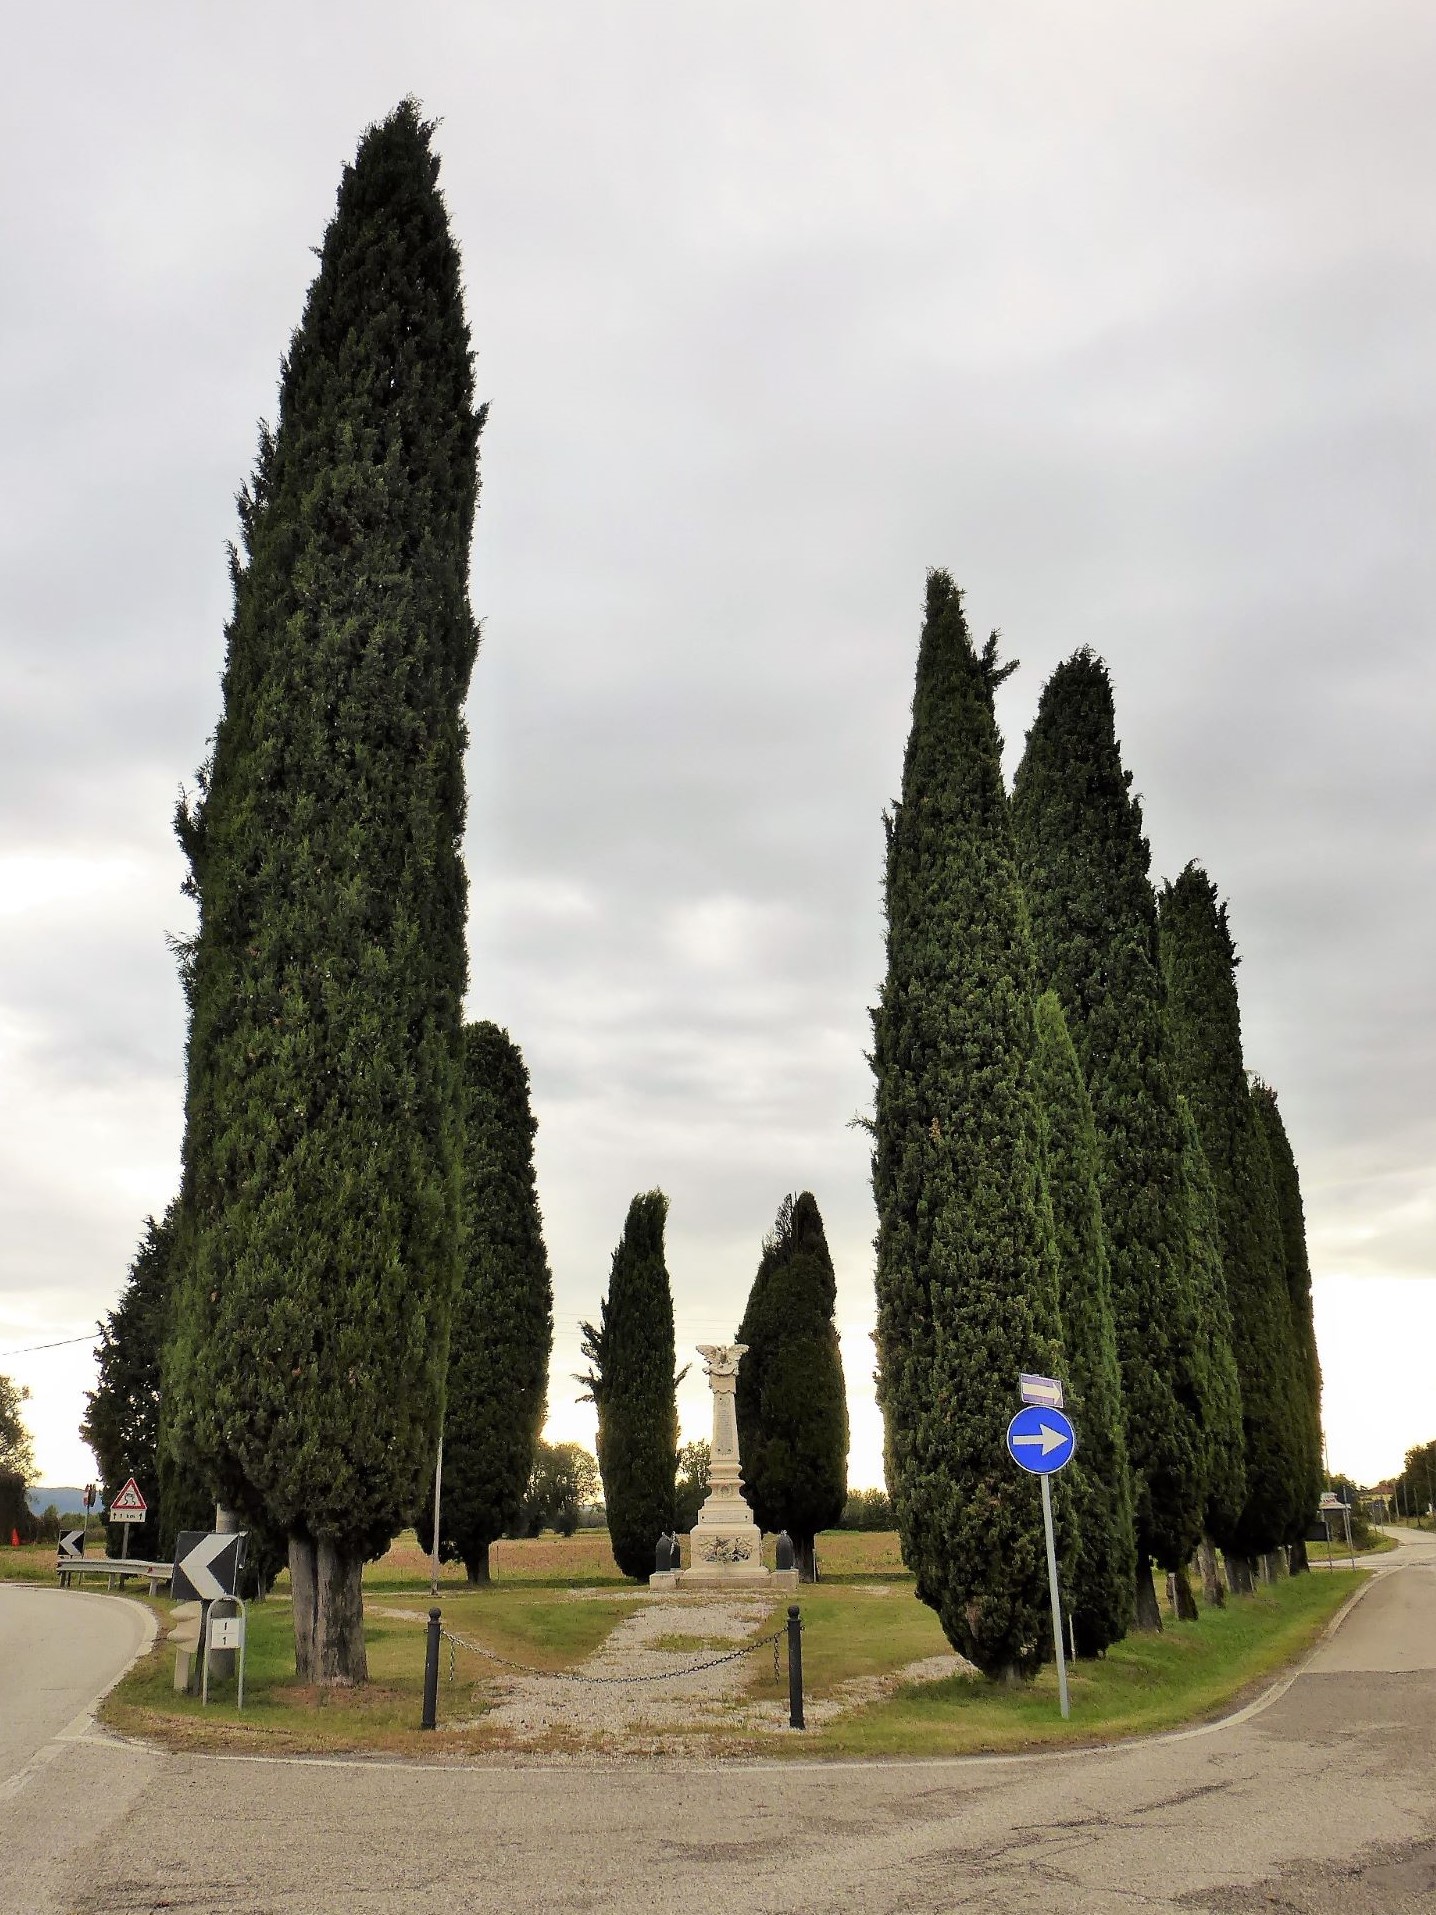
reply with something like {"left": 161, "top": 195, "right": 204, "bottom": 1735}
{"left": 0, "top": 1333, "right": 94, "bottom": 1359}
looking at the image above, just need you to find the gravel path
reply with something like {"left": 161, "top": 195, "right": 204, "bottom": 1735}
{"left": 399, "top": 1592, "right": 981, "bottom": 1750}
{"left": 449, "top": 1593, "right": 780, "bottom": 1743}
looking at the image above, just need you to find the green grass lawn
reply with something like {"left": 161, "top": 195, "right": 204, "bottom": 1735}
{"left": 102, "top": 1584, "right": 645, "bottom": 1756}
{"left": 802, "top": 1568, "right": 1365, "bottom": 1758}
{"left": 87, "top": 1543, "right": 1366, "bottom": 1762}
{"left": 0, "top": 1544, "right": 67, "bottom": 1584}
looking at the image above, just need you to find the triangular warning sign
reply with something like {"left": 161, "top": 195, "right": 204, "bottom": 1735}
{"left": 109, "top": 1476, "right": 148, "bottom": 1516}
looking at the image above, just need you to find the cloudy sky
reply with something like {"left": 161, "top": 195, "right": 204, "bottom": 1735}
{"left": 2, "top": 3, "right": 1432, "bottom": 1495}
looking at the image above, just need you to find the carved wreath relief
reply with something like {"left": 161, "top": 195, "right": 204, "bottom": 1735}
{"left": 701, "top": 1536, "right": 753, "bottom": 1565}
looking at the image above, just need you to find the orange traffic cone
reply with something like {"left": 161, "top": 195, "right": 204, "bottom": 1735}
{"left": 9, "top": 1528, "right": 18, "bottom": 1547}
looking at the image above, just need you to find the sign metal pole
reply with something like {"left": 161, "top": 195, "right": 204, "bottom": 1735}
{"left": 1040, "top": 1473, "right": 1070, "bottom": 1721}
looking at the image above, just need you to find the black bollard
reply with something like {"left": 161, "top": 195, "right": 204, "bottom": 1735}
{"left": 421, "top": 1606, "right": 442, "bottom": 1731}
{"left": 787, "top": 1603, "right": 804, "bottom": 1730}
{"left": 775, "top": 1530, "right": 795, "bottom": 1573}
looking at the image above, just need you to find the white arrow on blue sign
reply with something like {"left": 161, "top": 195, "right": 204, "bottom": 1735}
{"left": 1005, "top": 1405, "right": 1076, "bottom": 1475}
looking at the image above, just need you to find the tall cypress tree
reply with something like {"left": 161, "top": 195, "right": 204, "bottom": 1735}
{"left": 579, "top": 1191, "right": 680, "bottom": 1581}
{"left": 1176, "top": 1096, "right": 1248, "bottom": 1590}
{"left": 1158, "top": 866, "right": 1301, "bottom": 1568}
{"left": 734, "top": 1192, "right": 849, "bottom": 1582}
{"left": 81, "top": 1205, "right": 264, "bottom": 1568}
{"left": 1032, "top": 991, "right": 1136, "bottom": 1654}
{"left": 166, "top": 102, "right": 481, "bottom": 1683}
{"left": 1012, "top": 653, "right": 1205, "bottom": 1625}
{"left": 1251, "top": 1079, "right": 1324, "bottom": 1567}
{"left": 82, "top": 1209, "right": 175, "bottom": 1564}
{"left": 426, "top": 1023, "right": 553, "bottom": 1583}
{"left": 871, "top": 571, "right": 1067, "bottom": 1681}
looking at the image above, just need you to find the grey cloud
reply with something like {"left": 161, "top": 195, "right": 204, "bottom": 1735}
{"left": 2, "top": 1, "right": 1433, "bottom": 1483}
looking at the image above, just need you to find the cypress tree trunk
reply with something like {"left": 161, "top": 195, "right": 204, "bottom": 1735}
{"left": 1197, "top": 1537, "right": 1227, "bottom": 1607}
{"left": 1013, "top": 653, "right": 1205, "bottom": 1611}
{"left": 1031, "top": 993, "right": 1137, "bottom": 1656}
{"left": 1134, "top": 1562, "right": 1163, "bottom": 1633}
{"left": 1171, "top": 1567, "right": 1199, "bottom": 1621}
{"left": 167, "top": 102, "right": 481, "bottom": 1684}
{"left": 1159, "top": 869, "right": 1302, "bottom": 1560}
{"left": 580, "top": 1193, "right": 680, "bottom": 1581}
{"left": 871, "top": 573, "right": 1068, "bottom": 1681}
{"left": 422, "top": 1024, "right": 553, "bottom": 1583}
{"left": 735, "top": 1193, "right": 848, "bottom": 1576}
{"left": 1227, "top": 1554, "right": 1256, "bottom": 1596}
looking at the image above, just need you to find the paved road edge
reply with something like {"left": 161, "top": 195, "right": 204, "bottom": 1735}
{"left": 64, "top": 1561, "right": 1411, "bottom": 1779}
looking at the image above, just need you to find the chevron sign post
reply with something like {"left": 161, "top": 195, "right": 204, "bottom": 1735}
{"left": 171, "top": 1531, "right": 247, "bottom": 1605}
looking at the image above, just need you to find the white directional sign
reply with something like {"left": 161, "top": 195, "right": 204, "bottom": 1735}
{"left": 1019, "top": 1372, "right": 1065, "bottom": 1409}
{"left": 109, "top": 1477, "right": 148, "bottom": 1523}
{"left": 171, "top": 1531, "right": 247, "bottom": 1604}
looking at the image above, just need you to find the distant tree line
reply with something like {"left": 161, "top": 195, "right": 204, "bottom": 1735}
{"left": 1, "top": 1375, "right": 38, "bottom": 1544}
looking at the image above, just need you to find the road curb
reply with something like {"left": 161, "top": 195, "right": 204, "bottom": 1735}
{"left": 0, "top": 1586, "right": 158, "bottom": 1804}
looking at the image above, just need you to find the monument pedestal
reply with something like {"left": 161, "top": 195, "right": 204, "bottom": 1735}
{"left": 648, "top": 1344, "right": 799, "bottom": 1593}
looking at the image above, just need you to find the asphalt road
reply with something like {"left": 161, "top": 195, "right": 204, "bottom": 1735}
{"left": 3, "top": 1535, "right": 1434, "bottom": 1915}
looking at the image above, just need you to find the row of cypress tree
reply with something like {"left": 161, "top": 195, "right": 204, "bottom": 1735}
{"left": 872, "top": 573, "right": 1323, "bottom": 1678}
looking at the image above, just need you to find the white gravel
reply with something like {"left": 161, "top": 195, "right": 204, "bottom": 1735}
{"left": 424, "top": 1593, "right": 979, "bottom": 1749}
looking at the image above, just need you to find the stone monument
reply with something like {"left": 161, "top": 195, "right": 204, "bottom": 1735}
{"left": 650, "top": 1343, "right": 797, "bottom": 1590}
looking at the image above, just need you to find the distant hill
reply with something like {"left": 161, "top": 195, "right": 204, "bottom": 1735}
{"left": 26, "top": 1487, "right": 99, "bottom": 1516}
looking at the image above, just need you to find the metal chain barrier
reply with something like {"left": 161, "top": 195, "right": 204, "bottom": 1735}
{"left": 439, "top": 1623, "right": 786, "bottom": 1687}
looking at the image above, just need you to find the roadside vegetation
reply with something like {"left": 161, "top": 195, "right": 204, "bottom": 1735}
{"left": 71, "top": 1532, "right": 1366, "bottom": 1761}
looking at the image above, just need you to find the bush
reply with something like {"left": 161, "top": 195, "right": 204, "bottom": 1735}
{"left": 840, "top": 1489, "right": 894, "bottom": 1530}
{"left": 0, "top": 1471, "right": 37, "bottom": 1543}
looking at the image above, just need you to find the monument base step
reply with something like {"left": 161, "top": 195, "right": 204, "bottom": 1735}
{"left": 648, "top": 1566, "right": 799, "bottom": 1592}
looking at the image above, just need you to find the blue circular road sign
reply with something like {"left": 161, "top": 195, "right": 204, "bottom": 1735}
{"left": 1005, "top": 1405, "right": 1076, "bottom": 1475}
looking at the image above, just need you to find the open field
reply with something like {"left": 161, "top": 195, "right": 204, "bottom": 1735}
{"left": 84, "top": 1534, "right": 1365, "bottom": 1763}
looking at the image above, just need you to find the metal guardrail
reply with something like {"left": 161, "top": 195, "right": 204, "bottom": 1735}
{"left": 56, "top": 1557, "right": 173, "bottom": 1595}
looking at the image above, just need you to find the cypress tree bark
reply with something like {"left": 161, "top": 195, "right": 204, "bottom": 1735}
{"left": 1032, "top": 992, "right": 1137, "bottom": 1654}
{"left": 1012, "top": 653, "right": 1206, "bottom": 1617}
{"left": 1158, "top": 867, "right": 1301, "bottom": 1560}
{"left": 424, "top": 1024, "right": 553, "bottom": 1584}
{"left": 735, "top": 1192, "right": 849, "bottom": 1583}
{"left": 1176, "top": 1096, "right": 1247, "bottom": 1588}
{"left": 871, "top": 572, "right": 1067, "bottom": 1681}
{"left": 580, "top": 1192, "right": 680, "bottom": 1581}
{"left": 1251, "top": 1079, "right": 1324, "bottom": 1564}
{"left": 166, "top": 102, "right": 481, "bottom": 1683}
